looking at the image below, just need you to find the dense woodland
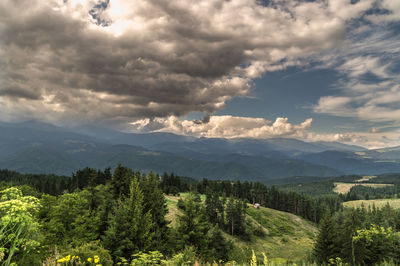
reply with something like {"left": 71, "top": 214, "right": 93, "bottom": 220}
{"left": 1, "top": 167, "right": 400, "bottom": 265}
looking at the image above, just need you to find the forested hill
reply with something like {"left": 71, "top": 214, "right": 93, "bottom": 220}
{"left": 0, "top": 167, "right": 341, "bottom": 224}
{"left": 2, "top": 166, "right": 400, "bottom": 265}
{"left": 6, "top": 120, "right": 400, "bottom": 180}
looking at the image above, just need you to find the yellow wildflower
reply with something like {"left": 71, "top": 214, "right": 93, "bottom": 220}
{"left": 57, "top": 258, "right": 65, "bottom": 263}
{"left": 94, "top": 255, "right": 100, "bottom": 263}
{"left": 66, "top": 255, "right": 71, "bottom": 261}
{"left": 88, "top": 257, "right": 92, "bottom": 262}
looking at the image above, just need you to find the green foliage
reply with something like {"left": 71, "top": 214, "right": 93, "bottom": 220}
{"left": 226, "top": 196, "right": 247, "bottom": 236}
{"left": 41, "top": 190, "right": 100, "bottom": 246}
{"left": 313, "top": 213, "right": 336, "bottom": 264}
{"left": 353, "top": 225, "right": 400, "bottom": 265}
{"left": 176, "top": 192, "right": 210, "bottom": 254}
{"left": 279, "top": 181, "right": 336, "bottom": 196}
{"left": 166, "top": 246, "right": 197, "bottom": 266}
{"left": 111, "top": 164, "right": 133, "bottom": 199}
{"left": 312, "top": 206, "right": 400, "bottom": 265}
{"left": 140, "top": 172, "right": 170, "bottom": 252}
{"left": 5, "top": 166, "right": 400, "bottom": 265}
{"left": 0, "top": 187, "right": 41, "bottom": 265}
{"left": 103, "top": 177, "right": 153, "bottom": 261}
{"left": 205, "top": 187, "right": 224, "bottom": 226}
{"left": 67, "top": 241, "right": 113, "bottom": 266}
{"left": 196, "top": 179, "right": 343, "bottom": 224}
{"left": 131, "top": 251, "right": 165, "bottom": 265}
{"left": 206, "top": 227, "right": 233, "bottom": 263}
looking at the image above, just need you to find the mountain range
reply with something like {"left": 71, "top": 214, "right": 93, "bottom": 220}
{"left": 1, "top": 120, "right": 399, "bottom": 181}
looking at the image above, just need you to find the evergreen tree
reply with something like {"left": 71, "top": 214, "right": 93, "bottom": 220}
{"left": 140, "top": 172, "right": 170, "bottom": 252}
{"left": 339, "top": 209, "right": 363, "bottom": 264}
{"left": 313, "top": 213, "right": 336, "bottom": 264}
{"left": 103, "top": 178, "right": 153, "bottom": 261}
{"left": 176, "top": 193, "right": 210, "bottom": 253}
{"left": 110, "top": 164, "right": 131, "bottom": 199}
{"left": 206, "top": 227, "right": 232, "bottom": 263}
{"left": 43, "top": 190, "right": 100, "bottom": 246}
{"left": 226, "top": 196, "right": 235, "bottom": 235}
{"left": 205, "top": 188, "right": 221, "bottom": 226}
{"left": 225, "top": 196, "right": 246, "bottom": 236}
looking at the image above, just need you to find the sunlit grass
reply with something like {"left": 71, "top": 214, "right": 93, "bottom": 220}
{"left": 333, "top": 182, "right": 393, "bottom": 194}
{"left": 164, "top": 193, "right": 318, "bottom": 262}
{"left": 344, "top": 199, "right": 400, "bottom": 209}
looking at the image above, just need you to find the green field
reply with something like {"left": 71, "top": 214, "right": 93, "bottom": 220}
{"left": 333, "top": 182, "right": 393, "bottom": 194}
{"left": 343, "top": 199, "right": 400, "bottom": 209}
{"left": 165, "top": 194, "right": 182, "bottom": 227}
{"left": 243, "top": 206, "right": 317, "bottom": 262}
{"left": 165, "top": 194, "right": 317, "bottom": 262}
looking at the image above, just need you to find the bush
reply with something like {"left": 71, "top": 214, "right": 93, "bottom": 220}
{"left": 131, "top": 251, "right": 165, "bottom": 265}
{"left": 166, "top": 246, "right": 197, "bottom": 266}
{"left": 252, "top": 226, "right": 266, "bottom": 237}
{"left": 65, "top": 241, "right": 113, "bottom": 266}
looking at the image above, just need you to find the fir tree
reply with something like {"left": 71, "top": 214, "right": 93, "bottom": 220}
{"left": 225, "top": 196, "right": 246, "bottom": 236}
{"left": 110, "top": 164, "right": 131, "bottom": 199}
{"left": 176, "top": 192, "right": 210, "bottom": 253}
{"left": 205, "top": 188, "right": 221, "bottom": 226}
{"left": 206, "top": 226, "right": 232, "bottom": 262}
{"left": 313, "top": 213, "right": 336, "bottom": 264}
{"left": 103, "top": 178, "right": 153, "bottom": 261}
{"left": 140, "top": 172, "right": 170, "bottom": 252}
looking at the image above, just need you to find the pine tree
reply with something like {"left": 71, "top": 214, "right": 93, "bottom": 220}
{"left": 225, "top": 196, "right": 246, "bottom": 236}
{"left": 205, "top": 188, "right": 220, "bottom": 225}
{"left": 110, "top": 164, "right": 131, "bottom": 199}
{"left": 103, "top": 178, "right": 153, "bottom": 261}
{"left": 339, "top": 209, "right": 363, "bottom": 264}
{"left": 206, "top": 226, "right": 232, "bottom": 262}
{"left": 226, "top": 196, "right": 236, "bottom": 235}
{"left": 140, "top": 172, "right": 170, "bottom": 252}
{"left": 313, "top": 213, "right": 336, "bottom": 264}
{"left": 177, "top": 193, "right": 210, "bottom": 253}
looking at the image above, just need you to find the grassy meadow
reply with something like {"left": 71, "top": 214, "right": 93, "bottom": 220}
{"left": 343, "top": 198, "right": 400, "bottom": 209}
{"left": 165, "top": 193, "right": 317, "bottom": 263}
{"left": 333, "top": 182, "right": 393, "bottom": 194}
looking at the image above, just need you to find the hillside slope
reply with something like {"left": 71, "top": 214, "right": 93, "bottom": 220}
{"left": 165, "top": 195, "right": 317, "bottom": 262}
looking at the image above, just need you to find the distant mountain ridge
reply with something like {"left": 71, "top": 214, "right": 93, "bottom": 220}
{"left": 0, "top": 120, "right": 398, "bottom": 180}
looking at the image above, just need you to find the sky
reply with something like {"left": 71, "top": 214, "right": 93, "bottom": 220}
{"left": 1, "top": 0, "right": 400, "bottom": 149}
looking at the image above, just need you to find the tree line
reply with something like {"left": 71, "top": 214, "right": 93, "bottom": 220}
{"left": 0, "top": 166, "right": 241, "bottom": 265}
{"left": 313, "top": 205, "right": 400, "bottom": 265}
{"left": 195, "top": 179, "right": 343, "bottom": 223}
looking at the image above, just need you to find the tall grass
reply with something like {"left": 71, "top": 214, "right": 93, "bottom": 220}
{"left": 0, "top": 220, "right": 27, "bottom": 265}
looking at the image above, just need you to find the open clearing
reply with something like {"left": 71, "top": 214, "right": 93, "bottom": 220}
{"left": 165, "top": 193, "right": 317, "bottom": 262}
{"left": 244, "top": 205, "right": 317, "bottom": 262}
{"left": 344, "top": 199, "right": 400, "bottom": 209}
{"left": 356, "top": 176, "right": 376, "bottom": 182}
{"left": 164, "top": 194, "right": 182, "bottom": 227}
{"left": 333, "top": 182, "right": 393, "bottom": 194}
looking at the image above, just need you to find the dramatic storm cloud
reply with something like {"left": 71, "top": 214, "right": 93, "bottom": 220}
{"left": 1, "top": 0, "right": 399, "bottom": 147}
{"left": 1, "top": 0, "right": 371, "bottom": 124}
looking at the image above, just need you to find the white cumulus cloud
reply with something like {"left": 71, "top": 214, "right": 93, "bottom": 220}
{"left": 131, "top": 115, "right": 313, "bottom": 139}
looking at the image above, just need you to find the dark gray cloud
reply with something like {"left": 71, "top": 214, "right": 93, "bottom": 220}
{"left": 0, "top": 0, "right": 377, "bottom": 126}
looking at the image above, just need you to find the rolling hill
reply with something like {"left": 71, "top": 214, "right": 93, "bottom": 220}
{"left": 1, "top": 120, "right": 400, "bottom": 180}
{"left": 0, "top": 121, "right": 341, "bottom": 179}
{"left": 165, "top": 194, "right": 318, "bottom": 262}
